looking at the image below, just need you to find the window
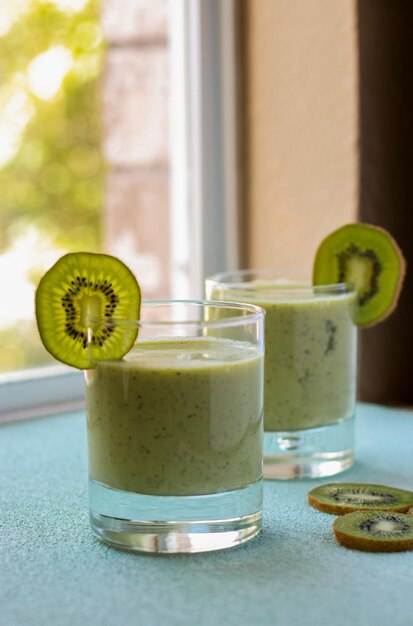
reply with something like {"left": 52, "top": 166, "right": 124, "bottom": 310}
{"left": 0, "top": 0, "right": 104, "bottom": 375}
{"left": 0, "top": 0, "right": 239, "bottom": 419}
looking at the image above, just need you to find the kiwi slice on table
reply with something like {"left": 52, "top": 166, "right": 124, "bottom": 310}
{"left": 313, "top": 223, "right": 406, "bottom": 327}
{"left": 308, "top": 482, "right": 413, "bottom": 515}
{"left": 333, "top": 510, "right": 413, "bottom": 552}
{"left": 36, "top": 252, "right": 141, "bottom": 369}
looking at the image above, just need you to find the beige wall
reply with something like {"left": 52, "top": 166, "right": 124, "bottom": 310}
{"left": 242, "top": 0, "right": 358, "bottom": 271}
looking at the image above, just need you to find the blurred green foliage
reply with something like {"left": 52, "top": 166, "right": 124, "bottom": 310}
{"left": 0, "top": 0, "right": 104, "bottom": 253}
{"left": 0, "top": 321, "right": 53, "bottom": 371}
{"left": 0, "top": 0, "right": 104, "bottom": 372}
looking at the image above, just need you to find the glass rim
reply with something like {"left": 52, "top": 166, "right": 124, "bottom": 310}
{"left": 99, "top": 299, "right": 265, "bottom": 329}
{"left": 206, "top": 269, "right": 353, "bottom": 294}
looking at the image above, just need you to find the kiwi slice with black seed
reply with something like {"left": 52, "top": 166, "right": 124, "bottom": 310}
{"left": 36, "top": 252, "right": 141, "bottom": 369}
{"left": 308, "top": 482, "right": 413, "bottom": 515}
{"left": 313, "top": 223, "right": 406, "bottom": 327}
{"left": 333, "top": 510, "right": 413, "bottom": 552}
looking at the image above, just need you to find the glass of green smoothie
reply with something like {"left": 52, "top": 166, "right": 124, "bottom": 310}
{"left": 206, "top": 271, "right": 357, "bottom": 480}
{"left": 85, "top": 300, "right": 264, "bottom": 553}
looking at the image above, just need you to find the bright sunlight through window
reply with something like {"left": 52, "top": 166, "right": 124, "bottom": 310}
{"left": 0, "top": 0, "right": 103, "bottom": 373}
{"left": 28, "top": 46, "right": 74, "bottom": 101}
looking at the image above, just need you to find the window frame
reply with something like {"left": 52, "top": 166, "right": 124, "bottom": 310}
{"left": 0, "top": 365, "right": 84, "bottom": 423}
{"left": 169, "top": 0, "right": 240, "bottom": 298}
{"left": 0, "top": 0, "right": 240, "bottom": 422}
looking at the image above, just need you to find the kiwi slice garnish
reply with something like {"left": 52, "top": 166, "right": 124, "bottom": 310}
{"left": 313, "top": 223, "right": 406, "bottom": 327}
{"left": 36, "top": 252, "right": 141, "bottom": 369}
{"left": 308, "top": 482, "right": 413, "bottom": 515}
{"left": 333, "top": 510, "right": 413, "bottom": 552}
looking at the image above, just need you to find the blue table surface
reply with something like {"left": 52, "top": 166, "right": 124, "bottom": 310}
{"left": 1, "top": 403, "right": 413, "bottom": 626}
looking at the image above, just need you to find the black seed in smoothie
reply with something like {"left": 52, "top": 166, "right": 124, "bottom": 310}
{"left": 324, "top": 319, "right": 337, "bottom": 355}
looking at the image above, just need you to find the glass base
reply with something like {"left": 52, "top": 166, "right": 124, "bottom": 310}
{"left": 263, "top": 416, "right": 354, "bottom": 480}
{"left": 89, "top": 478, "right": 263, "bottom": 553}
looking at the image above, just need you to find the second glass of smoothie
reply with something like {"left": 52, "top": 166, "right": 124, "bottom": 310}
{"left": 206, "top": 270, "right": 357, "bottom": 480}
{"left": 85, "top": 300, "right": 264, "bottom": 553}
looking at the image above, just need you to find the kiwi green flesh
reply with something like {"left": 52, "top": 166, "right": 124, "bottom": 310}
{"left": 308, "top": 482, "right": 413, "bottom": 515}
{"left": 36, "top": 252, "right": 141, "bottom": 369}
{"left": 313, "top": 223, "right": 406, "bottom": 327}
{"left": 333, "top": 510, "right": 413, "bottom": 552}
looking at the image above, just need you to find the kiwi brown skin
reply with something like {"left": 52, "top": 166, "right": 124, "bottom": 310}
{"left": 308, "top": 482, "right": 413, "bottom": 516}
{"left": 333, "top": 510, "right": 413, "bottom": 552}
{"left": 313, "top": 223, "right": 407, "bottom": 328}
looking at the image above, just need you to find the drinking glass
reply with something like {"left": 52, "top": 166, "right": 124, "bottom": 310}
{"left": 85, "top": 300, "right": 264, "bottom": 553}
{"left": 206, "top": 271, "right": 357, "bottom": 480}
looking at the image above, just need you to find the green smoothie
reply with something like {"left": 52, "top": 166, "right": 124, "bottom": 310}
{"left": 86, "top": 337, "right": 263, "bottom": 496}
{"left": 208, "top": 284, "right": 357, "bottom": 432}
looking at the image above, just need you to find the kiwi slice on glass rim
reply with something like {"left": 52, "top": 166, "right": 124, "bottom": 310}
{"left": 333, "top": 510, "right": 413, "bottom": 552}
{"left": 313, "top": 223, "right": 406, "bottom": 327}
{"left": 35, "top": 252, "right": 141, "bottom": 369}
{"left": 308, "top": 482, "right": 413, "bottom": 515}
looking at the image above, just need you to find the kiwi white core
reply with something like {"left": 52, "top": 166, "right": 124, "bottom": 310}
{"left": 372, "top": 520, "right": 403, "bottom": 534}
{"left": 348, "top": 493, "right": 387, "bottom": 503}
{"left": 79, "top": 295, "right": 102, "bottom": 329}
{"left": 346, "top": 256, "right": 375, "bottom": 297}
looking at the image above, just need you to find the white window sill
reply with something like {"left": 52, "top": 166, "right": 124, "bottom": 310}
{"left": 0, "top": 365, "right": 84, "bottom": 423}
